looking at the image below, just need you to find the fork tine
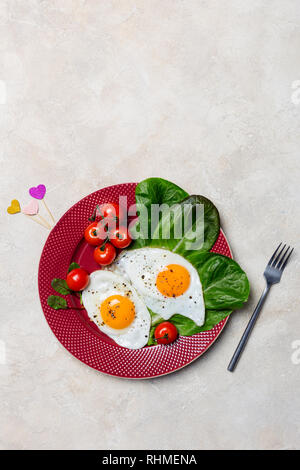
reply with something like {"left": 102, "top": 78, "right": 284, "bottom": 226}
{"left": 268, "top": 243, "right": 282, "bottom": 266}
{"left": 279, "top": 247, "right": 294, "bottom": 272}
{"left": 272, "top": 243, "right": 286, "bottom": 267}
{"left": 276, "top": 245, "right": 290, "bottom": 269}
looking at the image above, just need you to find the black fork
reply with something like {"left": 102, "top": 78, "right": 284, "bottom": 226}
{"left": 228, "top": 243, "right": 294, "bottom": 372}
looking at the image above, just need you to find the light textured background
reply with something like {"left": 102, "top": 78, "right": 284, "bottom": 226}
{"left": 1, "top": 0, "right": 300, "bottom": 450}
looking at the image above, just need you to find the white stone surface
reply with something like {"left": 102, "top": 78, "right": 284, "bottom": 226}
{"left": 1, "top": 0, "right": 300, "bottom": 450}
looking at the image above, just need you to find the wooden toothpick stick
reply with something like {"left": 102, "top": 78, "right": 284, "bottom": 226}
{"left": 25, "top": 214, "right": 51, "bottom": 230}
{"left": 42, "top": 198, "right": 55, "bottom": 225}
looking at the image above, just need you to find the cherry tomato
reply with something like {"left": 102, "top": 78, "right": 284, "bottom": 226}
{"left": 84, "top": 222, "right": 106, "bottom": 246}
{"left": 93, "top": 242, "right": 116, "bottom": 266}
{"left": 66, "top": 268, "right": 89, "bottom": 291}
{"left": 110, "top": 226, "right": 132, "bottom": 249}
{"left": 154, "top": 322, "right": 178, "bottom": 345}
{"left": 98, "top": 202, "right": 126, "bottom": 225}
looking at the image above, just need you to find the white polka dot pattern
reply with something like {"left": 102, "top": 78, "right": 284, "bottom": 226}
{"left": 38, "top": 183, "right": 232, "bottom": 379}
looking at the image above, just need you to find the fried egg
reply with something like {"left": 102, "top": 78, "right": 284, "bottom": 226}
{"left": 82, "top": 270, "right": 151, "bottom": 349}
{"left": 108, "top": 248, "right": 205, "bottom": 326}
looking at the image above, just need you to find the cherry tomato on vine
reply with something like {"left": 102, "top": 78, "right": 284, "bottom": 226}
{"left": 110, "top": 226, "right": 132, "bottom": 249}
{"left": 93, "top": 242, "right": 116, "bottom": 266}
{"left": 154, "top": 322, "right": 178, "bottom": 345}
{"left": 98, "top": 202, "right": 126, "bottom": 225}
{"left": 66, "top": 268, "right": 90, "bottom": 291}
{"left": 84, "top": 222, "right": 106, "bottom": 246}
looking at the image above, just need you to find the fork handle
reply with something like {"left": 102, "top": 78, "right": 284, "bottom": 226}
{"left": 227, "top": 285, "right": 271, "bottom": 372}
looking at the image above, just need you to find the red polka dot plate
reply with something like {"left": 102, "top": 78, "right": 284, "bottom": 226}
{"left": 38, "top": 183, "right": 232, "bottom": 379}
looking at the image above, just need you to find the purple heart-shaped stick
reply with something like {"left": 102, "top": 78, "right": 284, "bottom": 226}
{"left": 29, "top": 184, "right": 46, "bottom": 200}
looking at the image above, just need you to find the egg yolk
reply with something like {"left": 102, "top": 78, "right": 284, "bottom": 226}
{"left": 156, "top": 264, "right": 191, "bottom": 297}
{"left": 100, "top": 295, "right": 135, "bottom": 329}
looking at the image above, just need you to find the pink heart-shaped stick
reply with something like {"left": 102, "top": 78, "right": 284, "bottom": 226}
{"left": 29, "top": 184, "right": 46, "bottom": 200}
{"left": 22, "top": 200, "right": 39, "bottom": 215}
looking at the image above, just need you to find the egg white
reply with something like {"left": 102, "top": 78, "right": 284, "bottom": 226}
{"left": 82, "top": 270, "right": 151, "bottom": 349}
{"left": 108, "top": 248, "right": 205, "bottom": 326}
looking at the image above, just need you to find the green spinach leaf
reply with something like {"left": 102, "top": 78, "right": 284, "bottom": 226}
{"left": 47, "top": 295, "right": 68, "bottom": 310}
{"left": 149, "top": 194, "right": 219, "bottom": 255}
{"left": 135, "top": 177, "right": 188, "bottom": 208}
{"left": 68, "top": 262, "right": 80, "bottom": 273}
{"left": 131, "top": 178, "right": 188, "bottom": 249}
{"left": 188, "top": 252, "right": 250, "bottom": 310}
{"left": 51, "top": 278, "right": 70, "bottom": 295}
{"left": 130, "top": 178, "right": 219, "bottom": 254}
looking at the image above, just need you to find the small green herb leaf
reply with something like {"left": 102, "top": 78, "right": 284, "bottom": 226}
{"left": 47, "top": 295, "right": 68, "bottom": 310}
{"left": 51, "top": 278, "right": 70, "bottom": 295}
{"left": 68, "top": 262, "right": 80, "bottom": 273}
